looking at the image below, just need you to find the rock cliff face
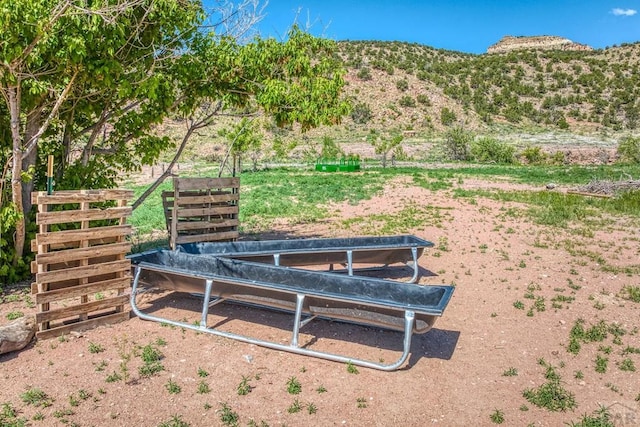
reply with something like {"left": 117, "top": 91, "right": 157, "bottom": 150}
{"left": 487, "top": 35, "right": 593, "bottom": 53}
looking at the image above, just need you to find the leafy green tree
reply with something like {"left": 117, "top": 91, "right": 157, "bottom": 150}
{"left": 443, "top": 126, "right": 472, "bottom": 161}
{"left": 218, "top": 118, "right": 263, "bottom": 173}
{"left": 366, "top": 129, "right": 403, "bottom": 168}
{"left": 1, "top": 1, "right": 349, "bottom": 279}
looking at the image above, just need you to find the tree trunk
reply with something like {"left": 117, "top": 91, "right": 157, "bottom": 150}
{"left": 8, "top": 85, "right": 26, "bottom": 264}
{"left": 21, "top": 108, "right": 43, "bottom": 217}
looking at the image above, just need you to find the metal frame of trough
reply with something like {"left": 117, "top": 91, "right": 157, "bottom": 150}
{"left": 162, "top": 177, "right": 239, "bottom": 250}
{"left": 31, "top": 189, "right": 133, "bottom": 339}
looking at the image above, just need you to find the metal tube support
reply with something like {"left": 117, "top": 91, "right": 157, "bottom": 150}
{"left": 408, "top": 247, "right": 419, "bottom": 283}
{"left": 346, "top": 250, "right": 353, "bottom": 276}
{"left": 273, "top": 253, "right": 280, "bottom": 266}
{"left": 130, "top": 264, "right": 422, "bottom": 371}
{"left": 291, "top": 294, "right": 305, "bottom": 347}
{"left": 200, "top": 279, "right": 213, "bottom": 329}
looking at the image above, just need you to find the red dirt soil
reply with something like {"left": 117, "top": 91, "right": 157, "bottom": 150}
{"left": 1, "top": 176, "right": 639, "bottom": 426}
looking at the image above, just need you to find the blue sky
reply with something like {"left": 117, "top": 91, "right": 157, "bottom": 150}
{"left": 246, "top": 0, "right": 640, "bottom": 53}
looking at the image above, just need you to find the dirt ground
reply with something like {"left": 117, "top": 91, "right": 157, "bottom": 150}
{"left": 1, "top": 175, "right": 639, "bottom": 427}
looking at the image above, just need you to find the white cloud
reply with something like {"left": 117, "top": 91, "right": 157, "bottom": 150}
{"left": 611, "top": 8, "right": 637, "bottom": 16}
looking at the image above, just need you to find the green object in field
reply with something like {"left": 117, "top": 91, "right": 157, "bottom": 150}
{"left": 315, "top": 157, "right": 360, "bottom": 172}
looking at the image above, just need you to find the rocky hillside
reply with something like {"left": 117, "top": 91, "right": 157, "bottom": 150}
{"left": 330, "top": 39, "right": 640, "bottom": 137}
{"left": 487, "top": 36, "right": 593, "bottom": 54}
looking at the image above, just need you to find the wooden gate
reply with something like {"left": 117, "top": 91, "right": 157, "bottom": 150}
{"left": 31, "top": 190, "right": 133, "bottom": 339}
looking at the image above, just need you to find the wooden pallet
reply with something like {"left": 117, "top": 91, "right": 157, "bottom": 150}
{"left": 30, "top": 189, "right": 133, "bottom": 339}
{"left": 162, "top": 177, "right": 240, "bottom": 250}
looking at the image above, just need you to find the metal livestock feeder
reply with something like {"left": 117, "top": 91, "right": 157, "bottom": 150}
{"left": 130, "top": 250, "right": 454, "bottom": 371}
{"left": 175, "top": 235, "right": 434, "bottom": 283}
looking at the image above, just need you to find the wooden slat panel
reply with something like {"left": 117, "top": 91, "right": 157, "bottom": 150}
{"left": 34, "top": 225, "right": 131, "bottom": 247}
{"left": 176, "top": 219, "right": 239, "bottom": 231}
{"left": 35, "top": 277, "right": 131, "bottom": 304}
{"left": 36, "top": 259, "right": 130, "bottom": 284}
{"left": 36, "top": 294, "right": 129, "bottom": 323}
{"left": 176, "top": 230, "right": 239, "bottom": 244}
{"left": 35, "top": 242, "right": 131, "bottom": 266}
{"left": 37, "top": 207, "right": 132, "bottom": 225}
{"left": 175, "top": 193, "right": 238, "bottom": 204}
{"left": 35, "top": 311, "right": 130, "bottom": 340}
{"left": 176, "top": 206, "right": 238, "bottom": 217}
{"left": 175, "top": 177, "right": 239, "bottom": 191}
{"left": 32, "top": 190, "right": 134, "bottom": 205}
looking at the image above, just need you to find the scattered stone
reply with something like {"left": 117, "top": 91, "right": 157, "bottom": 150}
{"left": 0, "top": 315, "right": 36, "bottom": 355}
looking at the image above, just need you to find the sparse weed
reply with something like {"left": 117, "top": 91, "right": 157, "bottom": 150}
{"left": 489, "top": 409, "right": 505, "bottom": 424}
{"left": 20, "top": 388, "right": 53, "bottom": 408}
{"left": 88, "top": 342, "right": 104, "bottom": 354}
{"left": 502, "top": 367, "right": 518, "bottom": 377}
{"left": 165, "top": 379, "right": 181, "bottom": 394}
{"left": 595, "top": 355, "right": 608, "bottom": 373}
{"left": 219, "top": 403, "right": 240, "bottom": 427}
{"left": 197, "top": 381, "right": 211, "bottom": 394}
{"left": 287, "top": 399, "right": 303, "bottom": 414}
{"left": 286, "top": 377, "right": 302, "bottom": 395}
{"left": 158, "top": 414, "right": 190, "bottom": 427}
{"left": 346, "top": 361, "right": 359, "bottom": 374}
{"left": 237, "top": 376, "right": 251, "bottom": 396}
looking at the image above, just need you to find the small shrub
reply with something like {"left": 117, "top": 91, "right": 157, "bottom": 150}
{"left": 440, "top": 107, "right": 457, "bottom": 126}
{"left": 346, "top": 361, "right": 359, "bottom": 374}
{"left": 399, "top": 95, "right": 416, "bottom": 107}
{"left": 520, "top": 145, "right": 547, "bottom": 164}
{"left": 470, "top": 137, "right": 516, "bottom": 164}
{"left": 356, "top": 67, "right": 372, "bottom": 81}
{"left": 395, "top": 79, "right": 409, "bottom": 91}
{"left": 616, "top": 135, "right": 640, "bottom": 163}
{"left": 351, "top": 102, "right": 373, "bottom": 124}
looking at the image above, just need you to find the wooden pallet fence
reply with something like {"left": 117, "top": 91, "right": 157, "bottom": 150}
{"left": 30, "top": 189, "right": 133, "bottom": 339}
{"left": 162, "top": 177, "right": 240, "bottom": 249}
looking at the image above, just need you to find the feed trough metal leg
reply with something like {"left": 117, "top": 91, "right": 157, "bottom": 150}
{"left": 408, "top": 247, "right": 419, "bottom": 283}
{"left": 200, "top": 279, "right": 213, "bottom": 329}
{"left": 346, "top": 250, "right": 353, "bottom": 276}
{"left": 291, "top": 294, "right": 305, "bottom": 347}
{"left": 273, "top": 253, "right": 280, "bottom": 266}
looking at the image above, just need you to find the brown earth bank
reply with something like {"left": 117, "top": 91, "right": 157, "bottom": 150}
{"left": 1, "top": 177, "right": 639, "bottom": 426}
